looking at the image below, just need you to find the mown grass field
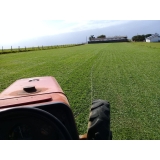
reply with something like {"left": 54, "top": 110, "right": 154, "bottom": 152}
{"left": 0, "top": 42, "right": 160, "bottom": 139}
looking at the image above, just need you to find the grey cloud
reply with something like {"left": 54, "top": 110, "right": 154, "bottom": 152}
{"left": 2, "top": 20, "right": 160, "bottom": 49}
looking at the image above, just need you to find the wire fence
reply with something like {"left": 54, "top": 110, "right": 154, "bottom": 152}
{"left": 0, "top": 43, "right": 86, "bottom": 54}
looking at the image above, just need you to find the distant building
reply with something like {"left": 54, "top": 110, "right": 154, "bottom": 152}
{"left": 88, "top": 36, "right": 128, "bottom": 44}
{"left": 146, "top": 33, "right": 160, "bottom": 42}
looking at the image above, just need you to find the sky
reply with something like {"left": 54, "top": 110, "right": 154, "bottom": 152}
{"left": 0, "top": 0, "right": 159, "bottom": 49}
{"left": 0, "top": 20, "right": 129, "bottom": 44}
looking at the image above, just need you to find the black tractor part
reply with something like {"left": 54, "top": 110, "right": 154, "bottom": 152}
{"left": 87, "top": 99, "right": 112, "bottom": 140}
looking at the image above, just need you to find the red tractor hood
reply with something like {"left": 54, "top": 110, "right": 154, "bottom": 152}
{"left": 0, "top": 76, "right": 69, "bottom": 109}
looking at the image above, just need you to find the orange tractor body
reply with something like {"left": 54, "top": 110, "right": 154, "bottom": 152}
{"left": 0, "top": 76, "right": 79, "bottom": 139}
{"left": 0, "top": 76, "right": 69, "bottom": 108}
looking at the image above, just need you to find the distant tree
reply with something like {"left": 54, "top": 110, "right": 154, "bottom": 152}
{"left": 145, "top": 34, "right": 152, "bottom": 38}
{"left": 97, "top": 35, "right": 106, "bottom": 38}
{"left": 141, "top": 35, "right": 145, "bottom": 41}
{"left": 132, "top": 34, "right": 152, "bottom": 41}
{"left": 89, "top": 35, "right": 95, "bottom": 41}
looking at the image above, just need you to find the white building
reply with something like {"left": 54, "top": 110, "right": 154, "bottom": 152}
{"left": 146, "top": 33, "right": 160, "bottom": 42}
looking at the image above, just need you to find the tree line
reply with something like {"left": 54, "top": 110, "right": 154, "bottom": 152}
{"left": 89, "top": 35, "right": 106, "bottom": 40}
{"left": 132, "top": 34, "right": 152, "bottom": 41}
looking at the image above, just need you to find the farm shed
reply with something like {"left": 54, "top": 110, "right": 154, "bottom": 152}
{"left": 146, "top": 33, "right": 160, "bottom": 42}
{"left": 88, "top": 36, "right": 128, "bottom": 44}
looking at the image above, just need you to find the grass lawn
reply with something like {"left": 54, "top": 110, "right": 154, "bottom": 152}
{"left": 0, "top": 42, "right": 160, "bottom": 139}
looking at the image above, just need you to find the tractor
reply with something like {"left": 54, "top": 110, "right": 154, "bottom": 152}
{"left": 0, "top": 76, "right": 111, "bottom": 140}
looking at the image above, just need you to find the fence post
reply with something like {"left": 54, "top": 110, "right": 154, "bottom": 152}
{"left": 42, "top": 45, "right": 43, "bottom": 49}
{"left": 2, "top": 46, "right": 3, "bottom": 53}
{"left": 25, "top": 46, "right": 26, "bottom": 51}
{"left": 18, "top": 46, "right": 20, "bottom": 52}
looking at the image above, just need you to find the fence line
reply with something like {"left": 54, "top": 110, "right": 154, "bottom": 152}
{"left": 0, "top": 43, "right": 86, "bottom": 54}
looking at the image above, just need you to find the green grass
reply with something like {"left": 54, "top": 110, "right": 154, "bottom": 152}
{"left": 0, "top": 42, "right": 160, "bottom": 139}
